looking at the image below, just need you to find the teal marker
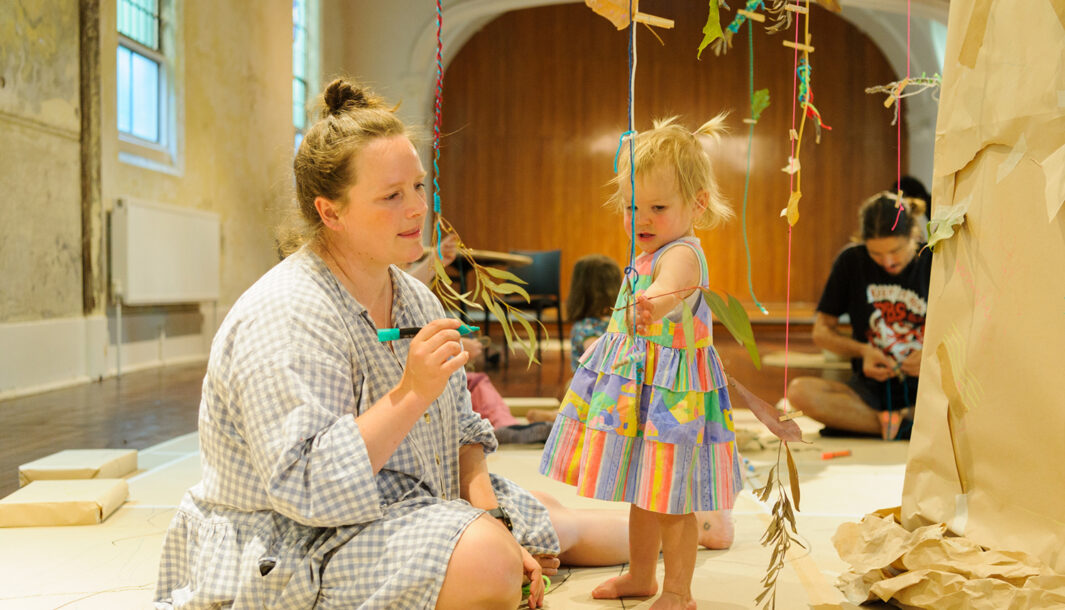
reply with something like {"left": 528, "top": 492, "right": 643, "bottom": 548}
{"left": 377, "top": 323, "right": 479, "bottom": 342}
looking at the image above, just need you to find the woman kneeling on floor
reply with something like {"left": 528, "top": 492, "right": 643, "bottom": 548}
{"left": 153, "top": 79, "right": 636, "bottom": 609}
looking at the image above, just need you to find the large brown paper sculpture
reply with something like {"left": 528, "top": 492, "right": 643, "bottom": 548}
{"left": 901, "top": 0, "right": 1065, "bottom": 578}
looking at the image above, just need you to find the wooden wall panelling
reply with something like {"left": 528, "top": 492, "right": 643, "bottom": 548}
{"left": 439, "top": 2, "right": 905, "bottom": 317}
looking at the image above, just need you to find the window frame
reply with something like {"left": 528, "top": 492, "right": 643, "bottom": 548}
{"left": 115, "top": 0, "right": 181, "bottom": 174}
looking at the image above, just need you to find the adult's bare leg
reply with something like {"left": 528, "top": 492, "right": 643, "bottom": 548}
{"left": 436, "top": 515, "right": 524, "bottom": 610}
{"left": 696, "top": 510, "right": 733, "bottom": 550}
{"left": 787, "top": 377, "right": 881, "bottom": 435}
{"left": 531, "top": 490, "right": 628, "bottom": 567}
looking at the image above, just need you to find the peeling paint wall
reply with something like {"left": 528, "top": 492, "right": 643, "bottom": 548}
{"left": 0, "top": 0, "right": 83, "bottom": 322}
{"left": 1, "top": 0, "right": 295, "bottom": 395}
{"left": 0, "top": 0, "right": 291, "bottom": 322}
{"left": 99, "top": 0, "right": 292, "bottom": 310}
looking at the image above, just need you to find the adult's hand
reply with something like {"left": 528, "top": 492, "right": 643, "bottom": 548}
{"left": 460, "top": 337, "right": 483, "bottom": 360}
{"left": 535, "top": 553, "right": 560, "bottom": 576}
{"left": 900, "top": 348, "right": 922, "bottom": 377}
{"left": 520, "top": 546, "right": 545, "bottom": 608}
{"left": 397, "top": 318, "right": 469, "bottom": 405}
{"left": 861, "top": 344, "right": 896, "bottom": 382}
{"left": 437, "top": 232, "right": 459, "bottom": 267}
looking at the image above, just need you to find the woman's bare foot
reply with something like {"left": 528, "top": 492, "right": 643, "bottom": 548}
{"left": 697, "top": 510, "right": 734, "bottom": 550}
{"left": 525, "top": 408, "right": 557, "bottom": 423}
{"left": 591, "top": 572, "right": 658, "bottom": 599}
{"left": 650, "top": 590, "right": 696, "bottom": 610}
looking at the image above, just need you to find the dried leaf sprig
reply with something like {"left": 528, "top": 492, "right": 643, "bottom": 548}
{"left": 429, "top": 217, "right": 544, "bottom": 365}
{"left": 753, "top": 442, "right": 805, "bottom": 609}
{"left": 865, "top": 73, "right": 942, "bottom": 125}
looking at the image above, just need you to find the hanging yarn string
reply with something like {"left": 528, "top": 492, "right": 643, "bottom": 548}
{"left": 431, "top": 0, "right": 445, "bottom": 257}
{"left": 741, "top": 18, "right": 769, "bottom": 315}
{"left": 890, "top": 0, "right": 913, "bottom": 231}
{"left": 623, "top": 0, "right": 639, "bottom": 344}
{"left": 796, "top": 58, "right": 831, "bottom": 142}
{"left": 781, "top": 2, "right": 802, "bottom": 396}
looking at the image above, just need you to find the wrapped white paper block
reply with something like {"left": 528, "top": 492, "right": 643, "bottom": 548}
{"left": 18, "top": 449, "right": 138, "bottom": 487}
{"left": 0, "top": 479, "right": 129, "bottom": 527}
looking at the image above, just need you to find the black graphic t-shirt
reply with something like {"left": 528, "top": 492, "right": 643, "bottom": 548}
{"left": 817, "top": 243, "right": 932, "bottom": 376}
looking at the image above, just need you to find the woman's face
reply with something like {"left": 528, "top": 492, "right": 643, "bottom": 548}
{"left": 332, "top": 135, "right": 428, "bottom": 268}
{"left": 865, "top": 235, "right": 917, "bottom": 275}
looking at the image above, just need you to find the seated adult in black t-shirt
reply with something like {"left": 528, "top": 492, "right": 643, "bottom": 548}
{"left": 787, "top": 192, "right": 932, "bottom": 440}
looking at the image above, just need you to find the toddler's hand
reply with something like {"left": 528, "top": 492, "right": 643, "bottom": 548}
{"left": 397, "top": 319, "right": 469, "bottom": 405}
{"left": 626, "top": 294, "right": 655, "bottom": 335}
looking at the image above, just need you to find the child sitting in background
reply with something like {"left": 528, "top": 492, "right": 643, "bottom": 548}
{"left": 566, "top": 254, "right": 623, "bottom": 371}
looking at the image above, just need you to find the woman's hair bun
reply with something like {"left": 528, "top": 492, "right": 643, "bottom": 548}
{"left": 321, "top": 78, "right": 382, "bottom": 118}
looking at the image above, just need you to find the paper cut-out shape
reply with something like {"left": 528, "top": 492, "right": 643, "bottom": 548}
{"left": 696, "top": 0, "right": 724, "bottom": 59}
{"left": 926, "top": 197, "right": 970, "bottom": 252}
{"left": 585, "top": 0, "right": 674, "bottom": 30}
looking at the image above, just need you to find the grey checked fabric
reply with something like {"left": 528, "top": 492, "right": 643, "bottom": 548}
{"left": 154, "top": 246, "right": 559, "bottom": 609}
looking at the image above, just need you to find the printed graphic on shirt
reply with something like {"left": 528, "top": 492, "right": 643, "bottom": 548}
{"left": 865, "top": 284, "right": 926, "bottom": 362}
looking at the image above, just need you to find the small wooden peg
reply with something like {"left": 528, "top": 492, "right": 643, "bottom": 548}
{"left": 784, "top": 3, "right": 808, "bottom": 14}
{"left": 778, "top": 410, "right": 804, "bottom": 422}
{"left": 736, "top": 9, "right": 766, "bottom": 22}
{"left": 783, "top": 40, "right": 815, "bottom": 53}
{"left": 633, "top": 12, "right": 675, "bottom": 28}
{"left": 742, "top": 118, "right": 758, "bottom": 124}
{"left": 789, "top": 128, "right": 799, "bottom": 141}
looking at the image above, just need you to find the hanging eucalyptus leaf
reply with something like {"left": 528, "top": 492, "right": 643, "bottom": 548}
{"left": 702, "top": 289, "right": 761, "bottom": 369}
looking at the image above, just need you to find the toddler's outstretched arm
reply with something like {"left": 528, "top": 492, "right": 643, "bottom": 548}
{"left": 631, "top": 246, "right": 703, "bottom": 334}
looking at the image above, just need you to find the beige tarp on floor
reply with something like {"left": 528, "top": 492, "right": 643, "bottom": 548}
{"left": 901, "top": 0, "right": 1065, "bottom": 576}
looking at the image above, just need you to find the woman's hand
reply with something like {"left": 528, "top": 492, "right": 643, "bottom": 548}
{"left": 900, "top": 348, "right": 922, "bottom": 377}
{"left": 861, "top": 344, "right": 897, "bottom": 382}
{"left": 397, "top": 318, "right": 469, "bottom": 405}
{"left": 520, "top": 546, "right": 545, "bottom": 608}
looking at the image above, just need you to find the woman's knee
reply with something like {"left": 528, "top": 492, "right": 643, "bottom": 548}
{"left": 437, "top": 515, "right": 523, "bottom": 609}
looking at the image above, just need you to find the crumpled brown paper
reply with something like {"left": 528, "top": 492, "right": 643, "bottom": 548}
{"left": 833, "top": 510, "right": 1065, "bottom": 608}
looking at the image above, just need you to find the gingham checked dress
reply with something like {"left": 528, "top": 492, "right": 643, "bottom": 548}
{"left": 154, "top": 246, "right": 559, "bottom": 609}
{"left": 539, "top": 236, "right": 742, "bottom": 514}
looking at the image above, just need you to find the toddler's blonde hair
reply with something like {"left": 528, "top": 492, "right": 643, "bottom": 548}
{"left": 608, "top": 115, "right": 733, "bottom": 230}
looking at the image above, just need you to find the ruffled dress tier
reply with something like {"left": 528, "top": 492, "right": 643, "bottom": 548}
{"left": 539, "top": 237, "right": 742, "bottom": 514}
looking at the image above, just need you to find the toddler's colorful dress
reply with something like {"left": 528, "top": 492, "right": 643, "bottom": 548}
{"left": 539, "top": 236, "right": 741, "bottom": 514}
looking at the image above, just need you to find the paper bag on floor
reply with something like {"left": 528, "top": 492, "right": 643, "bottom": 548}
{"left": 897, "top": 0, "right": 1065, "bottom": 582}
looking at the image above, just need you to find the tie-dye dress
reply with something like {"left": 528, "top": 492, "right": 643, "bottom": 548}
{"left": 539, "top": 236, "right": 742, "bottom": 514}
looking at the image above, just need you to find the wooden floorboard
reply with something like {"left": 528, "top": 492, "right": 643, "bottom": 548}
{"left": 0, "top": 324, "right": 817, "bottom": 497}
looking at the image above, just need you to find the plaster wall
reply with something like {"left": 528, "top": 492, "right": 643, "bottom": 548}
{"left": 1, "top": 0, "right": 293, "bottom": 397}
{"left": 0, "top": 0, "right": 83, "bottom": 323}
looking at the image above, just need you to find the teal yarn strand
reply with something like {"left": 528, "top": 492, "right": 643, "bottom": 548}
{"left": 742, "top": 17, "right": 769, "bottom": 315}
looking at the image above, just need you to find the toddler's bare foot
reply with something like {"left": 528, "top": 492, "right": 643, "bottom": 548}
{"left": 697, "top": 510, "right": 734, "bottom": 550}
{"left": 591, "top": 572, "right": 658, "bottom": 599}
{"left": 650, "top": 590, "right": 697, "bottom": 610}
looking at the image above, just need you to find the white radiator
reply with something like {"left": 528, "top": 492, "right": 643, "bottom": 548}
{"left": 110, "top": 198, "right": 221, "bottom": 305}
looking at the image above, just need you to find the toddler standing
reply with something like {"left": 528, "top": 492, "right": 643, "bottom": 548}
{"left": 540, "top": 116, "right": 739, "bottom": 609}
